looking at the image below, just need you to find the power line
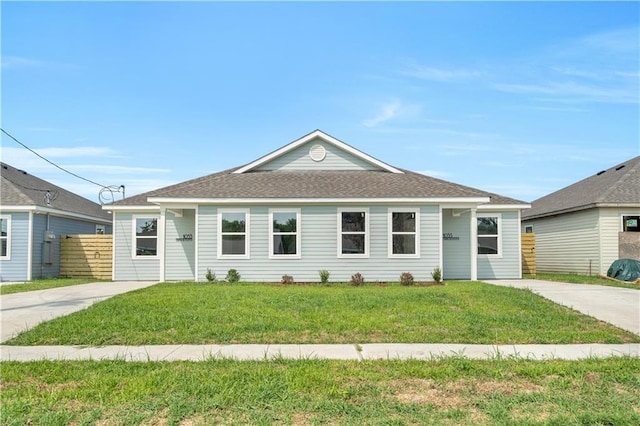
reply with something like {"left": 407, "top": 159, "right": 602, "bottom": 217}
{"left": 1, "top": 127, "right": 107, "bottom": 188}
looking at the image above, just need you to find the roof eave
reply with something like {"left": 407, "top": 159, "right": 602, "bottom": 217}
{"left": 523, "top": 202, "right": 640, "bottom": 221}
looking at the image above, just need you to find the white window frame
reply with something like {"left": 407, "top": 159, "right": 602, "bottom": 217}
{"left": 388, "top": 208, "right": 420, "bottom": 258}
{"left": 1, "top": 215, "right": 11, "bottom": 260}
{"left": 132, "top": 215, "right": 159, "bottom": 259}
{"left": 96, "top": 224, "right": 106, "bottom": 235}
{"left": 477, "top": 213, "right": 502, "bottom": 258}
{"left": 621, "top": 214, "right": 640, "bottom": 232}
{"left": 269, "top": 208, "right": 301, "bottom": 259}
{"left": 337, "top": 208, "right": 369, "bottom": 258}
{"left": 218, "top": 209, "right": 250, "bottom": 259}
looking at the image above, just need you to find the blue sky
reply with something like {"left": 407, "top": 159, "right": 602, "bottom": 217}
{"left": 2, "top": 1, "right": 638, "bottom": 204}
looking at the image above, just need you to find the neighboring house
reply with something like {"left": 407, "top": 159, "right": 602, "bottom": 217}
{"left": 106, "top": 130, "right": 529, "bottom": 282}
{"left": 0, "top": 162, "right": 113, "bottom": 281}
{"left": 522, "top": 156, "right": 640, "bottom": 275}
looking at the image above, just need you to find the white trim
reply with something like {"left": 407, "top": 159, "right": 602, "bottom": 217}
{"left": 217, "top": 209, "right": 250, "bottom": 259}
{"left": 0, "top": 215, "right": 11, "bottom": 260}
{"left": 470, "top": 209, "right": 478, "bottom": 281}
{"left": 478, "top": 204, "right": 531, "bottom": 211}
{"left": 27, "top": 212, "right": 33, "bottom": 280}
{"left": 233, "top": 130, "right": 404, "bottom": 174}
{"left": 477, "top": 213, "right": 502, "bottom": 259}
{"left": 1, "top": 205, "right": 112, "bottom": 224}
{"left": 145, "top": 197, "right": 491, "bottom": 205}
{"left": 159, "top": 209, "right": 166, "bottom": 282}
{"left": 438, "top": 206, "right": 444, "bottom": 279}
{"left": 194, "top": 206, "right": 199, "bottom": 281}
{"left": 387, "top": 208, "right": 420, "bottom": 258}
{"left": 111, "top": 212, "right": 117, "bottom": 281}
{"left": 621, "top": 212, "right": 640, "bottom": 232}
{"left": 131, "top": 214, "right": 160, "bottom": 259}
{"left": 517, "top": 210, "right": 523, "bottom": 279}
{"left": 337, "top": 208, "right": 370, "bottom": 258}
{"left": 268, "top": 208, "right": 301, "bottom": 259}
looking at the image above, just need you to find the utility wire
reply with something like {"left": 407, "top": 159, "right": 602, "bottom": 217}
{"left": 1, "top": 127, "right": 107, "bottom": 188}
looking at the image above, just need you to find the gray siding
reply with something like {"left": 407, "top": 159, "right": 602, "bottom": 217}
{"left": 255, "top": 139, "right": 381, "bottom": 171}
{"left": 31, "top": 214, "right": 102, "bottom": 279}
{"left": 0, "top": 212, "right": 30, "bottom": 282}
{"left": 197, "top": 205, "right": 441, "bottom": 282}
{"left": 477, "top": 210, "right": 522, "bottom": 279}
{"left": 165, "top": 209, "right": 196, "bottom": 281}
{"left": 523, "top": 209, "right": 600, "bottom": 275}
{"left": 442, "top": 210, "right": 472, "bottom": 279}
{"left": 113, "top": 212, "right": 160, "bottom": 281}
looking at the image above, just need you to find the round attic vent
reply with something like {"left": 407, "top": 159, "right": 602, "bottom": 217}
{"left": 309, "top": 144, "right": 326, "bottom": 162}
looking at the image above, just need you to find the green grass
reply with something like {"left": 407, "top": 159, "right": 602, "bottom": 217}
{"left": 6, "top": 282, "right": 638, "bottom": 345}
{"left": 0, "top": 278, "right": 107, "bottom": 295}
{"left": 528, "top": 273, "right": 640, "bottom": 290}
{"left": 2, "top": 357, "right": 639, "bottom": 425}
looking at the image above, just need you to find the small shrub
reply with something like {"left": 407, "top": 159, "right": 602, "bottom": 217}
{"left": 350, "top": 272, "right": 365, "bottom": 287}
{"left": 226, "top": 269, "right": 241, "bottom": 283}
{"left": 205, "top": 268, "right": 217, "bottom": 283}
{"left": 400, "top": 272, "right": 414, "bottom": 286}
{"left": 281, "top": 275, "right": 294, "bottom": 285}
{"left": 319, "top": 269, "right": 330, "bottom": 284}
{"left": 431, "top": 267, "right": 442, "bottom": 283}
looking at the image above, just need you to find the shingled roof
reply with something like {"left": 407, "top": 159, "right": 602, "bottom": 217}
{"left": 1, "top": 162, "right": 111, "bottom": 221}
{"left": 110, "top": 167, "right": 525, "bottom": 207}
{"left": 523, "top": 156, "right": 640, "bottom": 220}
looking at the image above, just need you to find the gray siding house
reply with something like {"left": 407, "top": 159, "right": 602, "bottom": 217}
{"left": 522, "top": 156, "right": 640, "bottom": 275}
{"left": 0, "top": 162, "right": 113, "bottom": 281}
{"left": 107, "top": 130, "right": 529, "bottom": 282}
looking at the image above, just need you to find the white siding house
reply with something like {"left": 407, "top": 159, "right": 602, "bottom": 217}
{"left": 107, "top": 130, "right": 529, "bottom": 282}
{"left": 523, "top": 156, "right": 640, "bottom": 275}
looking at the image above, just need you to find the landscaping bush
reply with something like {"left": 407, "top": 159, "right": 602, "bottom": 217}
{"left": 400, "top": 272, "right": 414, "bottom": 286}
{"left": 319, "top": 269, "right": 330, "bottom": 284}
{"left": 226, "top": 269, "right": 241, "bottom": 283}
{"left": 281, "top": 275, "right": 294, "bottom": 284}
{"left": 205, "top": 268, "right": 217, "bottom": 283}
{"left": 350, "top": 272, "right": 365, "bottom": 286}
{"left": 431, "top": 267, "right": 442, "bottom": 283}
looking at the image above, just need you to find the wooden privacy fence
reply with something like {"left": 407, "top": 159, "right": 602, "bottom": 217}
{"left": 521, "top": 233, "right": 536, "bottom": 275}
{"left": 60, "top": 234, "right": 112, "bottom": 279}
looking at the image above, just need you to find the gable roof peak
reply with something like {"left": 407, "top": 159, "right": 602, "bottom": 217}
{"left": 233, "top": 130, "right": 404, "bottom": 174}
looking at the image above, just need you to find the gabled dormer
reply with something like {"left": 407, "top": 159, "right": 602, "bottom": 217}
{"left": 233, "top": 129, "right": 404, "bottom": 174}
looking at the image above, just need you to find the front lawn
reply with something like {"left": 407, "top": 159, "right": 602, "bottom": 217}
{"left": 2, "top": 357, "right": 639, "bottom": 425}
{"left": 6, "top": 282, "right": 638, "bottom": 345}
{"left": 0, "top": 278, "right": 107, "bottom": 295}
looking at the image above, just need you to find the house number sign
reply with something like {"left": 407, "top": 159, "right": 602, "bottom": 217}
{"left": 443, "top": 233, "right": 460, "bottom": 241}
{"left": 176, "top": 234, "right": 193, "bottom": 242}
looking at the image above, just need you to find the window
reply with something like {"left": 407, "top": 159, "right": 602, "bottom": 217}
{"left": 0, "top": 216, "right": 10, "bottom": 259}
{"left": 389, "top": 209, "right": 420, "bottom": 257}
{"left": 96, "top": 225, "right": 106, "bottom": 235}
{"left": 219, "top": 210, "right": 249, "bottom": 258}
{"left": 270, "top": 209, "right": 300, "bottom": 258}
{"left": 477, "top": 215, "right": 501, "bottom": 256}
{"left": 134, "top": 216, "right": 158, "bottom": 257}
{"left": 622, "top": 215, "right": 640, "bottom": 232}
{"left": 524, "top": 225, "right": 533, "bottom": 234}
{"left": 338, "top": 209, "right": 368, "bottom": 257}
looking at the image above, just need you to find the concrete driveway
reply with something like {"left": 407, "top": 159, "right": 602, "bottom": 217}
{"left": 0, "top": 281, "right": 157, "bottom": 343}
{"left": 484, "top": 279, "right": 640, "bottom": 336}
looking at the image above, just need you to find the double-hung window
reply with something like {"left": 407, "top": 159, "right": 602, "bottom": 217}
{"left": 338, "top": 209, "right": 369, "bottom": 257}
{"left": 219, "top": 210, "right": 250, "bottom": 258}
{"left": 0, "top": 215, "right": 11, "bottom": 259}
{"left": 134, "top": 216, "right": 158, "bottom": 257}
{"left": 389, "top": 209, "right": 420, "bottom": 257}
{"left": 270, "top": 209, "right": 300, "bottom": 258}
{"left": 477, "top": 214, "right": 501, "bottom": 256}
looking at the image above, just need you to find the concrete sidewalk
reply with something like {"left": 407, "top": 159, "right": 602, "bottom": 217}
{"left": 0, "top": 281, "right": 158, "bottom": 343}
{"left": 2, "top": 343, "right": 638, "bottom": 362}
{"left": 484, "top": 279, "right": 640, "bottom": 335}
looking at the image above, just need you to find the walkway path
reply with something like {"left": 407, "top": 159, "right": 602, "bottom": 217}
{"left": 1, "top": 280, "right": 638, "bottom": 361}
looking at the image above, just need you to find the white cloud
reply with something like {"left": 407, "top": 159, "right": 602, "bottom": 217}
{"left": 362, "top": 101, "right": 402, "bottom": 127}
{"left": 401, "top": 64, "right": 484, "bottom": 82}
